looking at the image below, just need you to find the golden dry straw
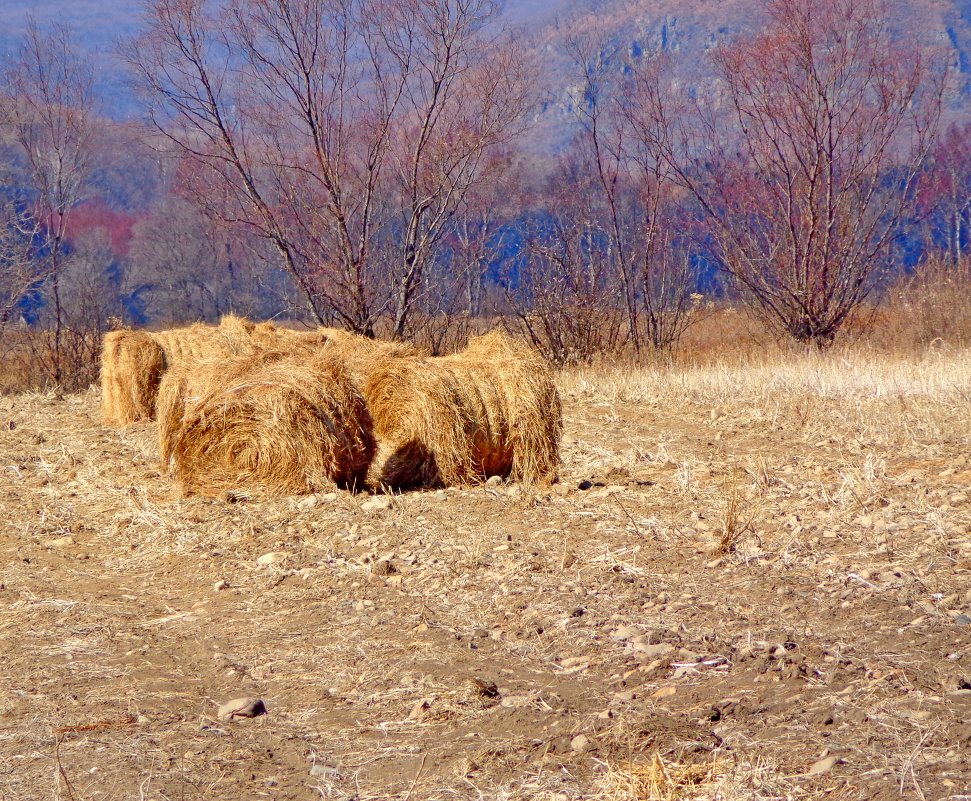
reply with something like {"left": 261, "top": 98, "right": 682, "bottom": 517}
{"left": 161, "top": 350, "right": 375, "bottom": 497}
{"left": 361, "top": 329, "right": 562, "bottom": 490}
{"left": 155, "top": 353, "right": 257, "bottom": 466}
{"left": 321, "top": 327, "right": 422, "bottom": 376}
{"left": 101, "top": 316, "right": 331, "bottom": 427}
{"left": 100, "top": 329, "right": 167, "bottom": 426}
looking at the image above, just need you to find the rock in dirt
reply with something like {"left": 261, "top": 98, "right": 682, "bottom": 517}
{"left": 612, "top": 624, "right": 642, "bottom": 642}
{"left": 408, "top": 699, "right": 431, "bottom": 720}
{"left": 217, "top": 697, "right": 267, "bottom": 722}
{"left": 955, "top": 614, "right": 971, "bottom": 626}
{"left": 50, "top": 536, "right": 75, "bottom": 548}
{"left": 570, "top": 734, "right": 593, "bottom": 752}
{"left": 633, "top": 640, "right": 674, "bottom": 659}
{"left": 361, "top": 496, "right": 391, "bottom": 513}
{"left": 257, "top": 551, "right": 288, "bottom": 566}
{"left": 807, "top": 755, "right": 840, "bottom": 775}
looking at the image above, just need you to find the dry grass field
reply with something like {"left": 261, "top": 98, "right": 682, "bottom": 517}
{"left": 2, "top": 345, "right": 971, "bottom": 800}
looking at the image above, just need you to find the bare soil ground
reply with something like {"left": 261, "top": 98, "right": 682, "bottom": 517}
{"left": 2, "top": 350, "right": 971, "bottom": 800}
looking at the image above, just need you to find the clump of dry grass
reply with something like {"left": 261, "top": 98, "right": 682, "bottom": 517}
{"left": 597, "top": 753, "right": 734, "bottom": 801}
{"left": 361, "top": 329, "right": 562, "bottom": 490}
{"left": 100, "top": 329, "right": 167, "bottom": 426}
{"left": 161, "top": 350, "right": 374, "bottom": 497}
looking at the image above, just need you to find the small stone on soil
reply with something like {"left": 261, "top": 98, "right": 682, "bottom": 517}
{"left": 216, "top": 697, "right": 267, "bottom": 722}
{"left": 361, "top": 496, "right": 391, "bottom": 513}
{"left": 633, "top": 641, "right": 673, "bottom": 659}
{"left": 807, "top": 755, "right": 840, "bottom": 775}
{"left": 256, "top": 551, "right": 288, "bottom": 566}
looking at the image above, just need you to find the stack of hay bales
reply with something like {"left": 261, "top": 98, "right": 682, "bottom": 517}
{"left": 158, "top": 350, "right": 374, "bottom": 497}
{"left": 358, "top": 330, "right": 562, "bottom": 490}
{"left": 101, "top": 316, "right": 562, "bottom": 497}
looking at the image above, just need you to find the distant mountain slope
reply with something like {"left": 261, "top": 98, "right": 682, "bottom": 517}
{"left": 0, "top": 0, "right": 143, "bottom": 116}
{"left": 0, "top": 0, "right": 968, "bottom": 124}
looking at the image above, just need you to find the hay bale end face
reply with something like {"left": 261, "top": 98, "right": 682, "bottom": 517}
{"left": 460, "top": 329, "right": 563, "bottom": 485}
{"left": 100, "top": 330, "right": 167, "bottom": 427}
{"left": 166, "top": 350, "right": 375, "bottom": 497}
{"left": 362, "top": 329, "right": 562, "bottom": 490}
{"left": 155, "top": 355, "right": 249, "bottom": 467}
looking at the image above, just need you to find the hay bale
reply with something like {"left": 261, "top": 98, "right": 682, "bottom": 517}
{"left": 221, "top": 314, "right": 331, "bottom": 353}
{"left": 459, "top": 329, "right": 563, "bottom": 485}
{"left": 155, "top": 353, "right": 258, "bottom": 466}
{"left": 163, "top": 350, "right": 375, "bottom": 497}
{"left": 361, "top": 329, "right": 562, "bottom": 490}
{"left": 252, "top": 322, "right": 331, "bottom": 353}
{"left": 105, "top": 317, "right": 329, "bottom": 430}
{"left": 100, "top": 330, "right": 167, "bottom": 426}
{"left": 321, "top": 328, "right": 422, "bottom": 377}
{"left": 152, "top": 322, "right": 241, "bottom": 365}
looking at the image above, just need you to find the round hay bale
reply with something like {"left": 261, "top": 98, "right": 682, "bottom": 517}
{"left": 323, "top": 330, "right": 422, "bottom": 381}
{"left": 155, "top": 353, "right": 258, "bottom": 467}
{"left": 361, "top": 355, "right": 480, "bottom": 489}
{"left": 458, "top": 329, "right": 563, "bottom": 485}
{"left": 361, "top": 329, "right": 561, "bottom": 490}
{"left": 100, "top": 329, "right": 167, "bottom": 426}
{"left": 153, "top": 321, "right": 245, "bottom": 365}
{"left": 166, "top": 350, "right": 375, "bottom": 497}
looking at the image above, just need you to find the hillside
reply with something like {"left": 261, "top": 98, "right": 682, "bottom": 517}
{"left": 2, "top": 0, "right": 970, "bottom": 122}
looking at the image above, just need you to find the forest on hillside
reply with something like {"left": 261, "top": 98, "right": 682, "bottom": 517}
{"left": 2, "top": 0, "right": 971, "bottom": 390}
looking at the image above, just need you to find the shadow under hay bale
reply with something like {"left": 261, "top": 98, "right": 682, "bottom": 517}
{"left": 161, "top": 350, "right": 375, "bottom": 497}
{"left": 361, "top": 329, "right": 562, "bottom": 490}
{"left": 100, "top": 329, "right": 167, "bottom": 426}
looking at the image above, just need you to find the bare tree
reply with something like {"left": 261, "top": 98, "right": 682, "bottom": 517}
{"left": 0, "top": 191, "right": 41, "bottom": 331}
{"left": 128, "top": 0, "right": 533, "bottom": 338}
{"left": 1, "top": 20, "right": 97, "bottom": 381}
{"left": 564, "top": 36, "right": 700, "bottom": 352}
{"left": 920, "top": 121, "right": 971, "bottom": 265}
{"left": 652, "top": 0, "right": 944, "bottom": 347}
{"left": 503, "top": 165, "right": 628, "bottom": 364}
